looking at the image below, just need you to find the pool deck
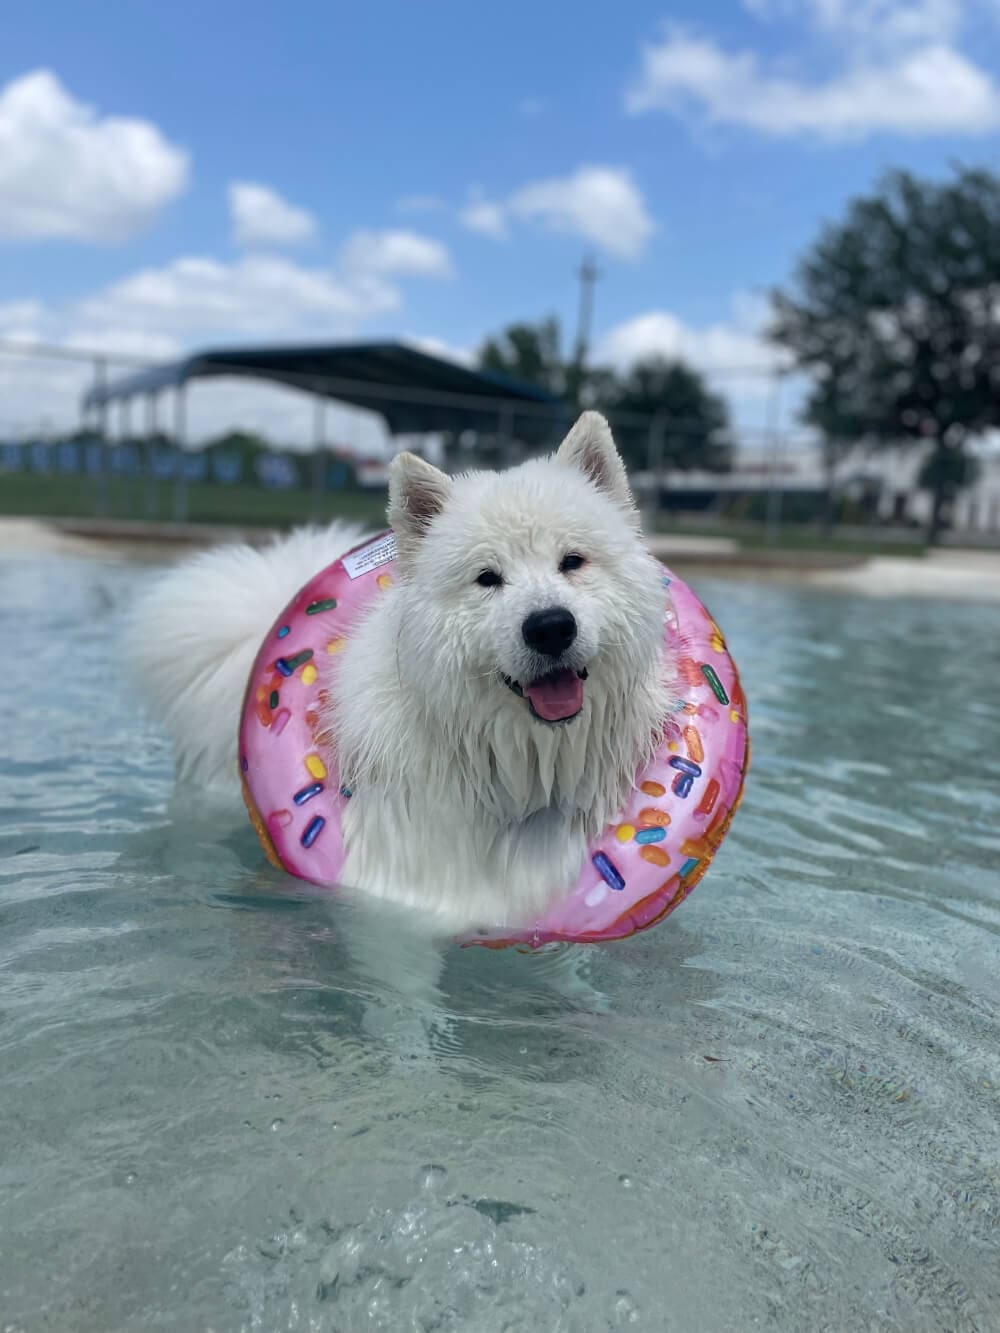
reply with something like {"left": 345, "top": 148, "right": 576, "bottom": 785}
{"left": 2, "top": 516, "right": 999, "bottom": 604}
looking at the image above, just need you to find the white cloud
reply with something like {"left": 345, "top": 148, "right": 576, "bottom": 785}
{"left": 599, "top": 303, "right": 788, "bottom": 384}
{"left": 338, "top": 228, "right": 453, "bottom": 278}
{"left": 0, "top": 69, "right": 188, "bottom": 242}
{"left": 403, "top": 334, "right": 475, "bottom": 366}
{"left": 626, "top": 16, "right": 1000, "bottom": 139}
{"left": 459, "top": 166, "right": 654, "bottom": 260}
{"left": 229, "top": 182, "right": 317, "bottom": 246}
{"left": 746, "top": 0, "right": 961, "bottom": 45}
{"left": 598, "top": 302, "right": 803, "bottom": 434}
{"left": 459, "top": 193, "right": 509, "bottom": 240}
{"left": 509, "top": 166, "right": 654, "bottom": 260}
{"left": 63, "top": 328, "right": 183, "bottom": 361}
{"left": 0, "top": 299, "right": 46, "bottom": 331}
{"left": 76, "top": 253, "right": 399, "bottom": 339}
{"left": 0, "top": 346, "right": 392, "bottom": 452}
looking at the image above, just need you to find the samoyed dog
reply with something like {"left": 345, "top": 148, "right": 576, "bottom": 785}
{"left": 130, "top": 412, "right": 673, "bottom": 936}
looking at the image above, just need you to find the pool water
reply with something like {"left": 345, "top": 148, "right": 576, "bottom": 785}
{"left": 1, "top": 554, "right": 998, "bottom": 1332}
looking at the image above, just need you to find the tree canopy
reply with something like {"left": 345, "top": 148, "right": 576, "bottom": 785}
{"left": 770, "top": 167, "right": 997, "bottom": 539}
{"left": 477, "top": 316, "right": 731, "bottom": 474}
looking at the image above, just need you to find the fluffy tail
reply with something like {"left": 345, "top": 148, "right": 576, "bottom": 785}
{"left": 127, "top": 520, "right": 369, "bottom": 793}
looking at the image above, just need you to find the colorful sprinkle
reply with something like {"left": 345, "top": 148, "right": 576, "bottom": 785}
{"left": 269, "top": 809, "right": 292, "bottom": 829}
{"left": 701, "top": 663, "right": 729, "bottom": 705}
{"left": 639, "top": 845, "right": 670, "bottom": 868}
{"left": 681, "top": 838, "right": 710, "bottom": 859}
{"left": 678, "top": 658, "right": 704, "bottom": 690}
{"left": 271, "top": 708, "right": 291, "bottom": 736}
{"left": 301, "top": 663, "right": 318, "bottom": 686}
{"left": 376, "top": 574, "right": 393, "bottom": 590}
{"left": 339, "top": 785, "right": 353, "bottom": 799}
{"left": 638, "top": 807, "right": 670, "bottom": 828}
{"left": 306, "top": 598, "right": 337, "bottom": 615}
{"left": 255, "top": 699, "right": 272, "bottom": 727}
{"left": 672, "top": 773, "right": 694, "bottom": 799}
{"left": 592, "top": 851, "right": 625, "bottom": 892}
{"left": 275, "top": 648, "right": 314, "bottom": 677}
{"left": 326, "top": 637, "right": 346, "bottom": 654}
{"left": 616, "top": 824, "right": 636, "bottom": 843}
{"left": 730, "top": 709, "right": 741, "bottom": 724}
{"left": 305, "top": 753, "right": 327, "bottom": 780}
{"left": 696, "top": 778, "right": 721, "bottom": 818}
{"left": 670, "top": 756, "right": 703, "bottom": 779}
{"left": 635, "top": 826, "right": 666, "bottom": 844}
{"left": 683, "top": 726, "right": 704, "bottom": 764}
{"left": 293, "top": 782, "right": 323, "bottom": 805}
{"left": 276, "top": 625, "right": 290, "bottom": 639}
{"left": 710, "top": 632, "right": 725, "bottom": 654}
{"left": 680, "top": 857, "right": 700, "bottom": 878}
{"left": 640, "top": 780, "right": 666, "bottom": 798}
{"left": 240, "top": 756, "right": 248, "bottom": 772}
{"left": 268, "top": 689, "right": 279, "bottom": 709}
{"left": 301, "top": 815, "right": 325, "bottom": 848}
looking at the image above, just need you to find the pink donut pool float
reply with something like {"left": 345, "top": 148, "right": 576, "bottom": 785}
{"left": 239, "top": 532, "right": 749, "bottom": 948}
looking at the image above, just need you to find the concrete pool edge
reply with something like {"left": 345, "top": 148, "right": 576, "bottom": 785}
{"left": 2, "top": 516, "right": 999, "bottom": 604}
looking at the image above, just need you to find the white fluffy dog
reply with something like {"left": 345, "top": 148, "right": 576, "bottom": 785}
{"left": 130, "top": 413, "right": 673, "bottom": 934}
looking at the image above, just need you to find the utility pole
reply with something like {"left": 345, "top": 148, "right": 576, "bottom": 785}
{"left": 573, "top": 253, "right": 601, "bottom": 370}
{"left": 570, "top": 253, "right": 601, "bottom": 405}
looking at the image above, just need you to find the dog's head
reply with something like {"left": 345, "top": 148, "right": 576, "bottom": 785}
{"left": 388, "top": 412, "right": 665, "bottom": 727}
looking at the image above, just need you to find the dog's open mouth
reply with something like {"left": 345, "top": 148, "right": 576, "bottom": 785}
{"left": 502, "top": 667, "right": 588, "bottom": 723}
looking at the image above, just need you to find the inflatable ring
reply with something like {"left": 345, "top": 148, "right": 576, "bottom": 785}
{"left": 239, "top": 532, "right": 749, "bottom": 948}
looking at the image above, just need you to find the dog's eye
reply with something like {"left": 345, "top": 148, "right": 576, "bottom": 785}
{"left": 476, "top": 569, "right": 503, "bottom": 588}
{"left": 559, "top": 552, "right": 586, "bottom": 574}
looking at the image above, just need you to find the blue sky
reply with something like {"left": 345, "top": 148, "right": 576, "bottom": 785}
{"left": 3, "top": 0, "right": 1000, "bottom": 442}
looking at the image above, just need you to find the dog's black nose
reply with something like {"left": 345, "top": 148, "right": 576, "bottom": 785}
{"left": 522, "top": 606, "right": 577, "bottom": 658}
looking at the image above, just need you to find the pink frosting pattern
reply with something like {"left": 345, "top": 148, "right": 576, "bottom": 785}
{"left": 239, "top": 532, "right": 750, "bottom": 948}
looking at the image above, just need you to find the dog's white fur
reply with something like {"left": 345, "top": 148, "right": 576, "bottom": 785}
{"left": 129, "top": 413, "right": 673, "bottom": 933}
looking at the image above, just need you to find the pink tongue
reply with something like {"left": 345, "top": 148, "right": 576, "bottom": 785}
{"left": 524, "top": 668, "right": 584, "bottom": 721}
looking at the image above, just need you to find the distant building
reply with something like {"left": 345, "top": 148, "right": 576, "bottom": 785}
{"left": 637, "top": 441, "right": 1000, "bottom": 535}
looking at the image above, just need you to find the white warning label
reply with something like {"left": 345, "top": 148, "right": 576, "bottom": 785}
{"left": 343, "top": 532, "right": 398, "bottom": 580}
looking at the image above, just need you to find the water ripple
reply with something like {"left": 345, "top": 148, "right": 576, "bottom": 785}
{"left": 0, "top": 559, "right": 998, "bottom": 1330}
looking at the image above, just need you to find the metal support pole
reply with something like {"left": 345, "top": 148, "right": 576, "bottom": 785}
{"left": 118, "top": 397, "right": 134, "bottom": 517}
{"left": 145, "top": 393, "right": 158, "bottom": 519}
{"left": 93, "top": 357, "right": 110, "bottom": 518}
{"left": 311, "top": 393, "right": 326, "bottom": 519}
{"left": 644, "top": 412, "right": 667, "bottom": 531}
{"left": 764, "top": 372, "right": 785, "bottom": 546}
{"left": 498, "top": 406, "right": 514, "bottom": 469}
{"left": 172, "top": 383, "right": 188, "bottom": 524}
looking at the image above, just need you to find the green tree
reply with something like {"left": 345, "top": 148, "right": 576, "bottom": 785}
{"left": 601, "top": 357, "right": 732, "bottom": 474}
{"left": 770, "top": 167, "right": 1000, "bottom": 543}
{"left": 477, "top": 320, "right": 732, "bottom": 478}
{"left": 479, "top": 317, "right": 567, "bottom": 396}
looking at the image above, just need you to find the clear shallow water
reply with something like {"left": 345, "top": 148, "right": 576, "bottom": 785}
{"left": 1, "top": 554, "right": 998, "bottom": 1333}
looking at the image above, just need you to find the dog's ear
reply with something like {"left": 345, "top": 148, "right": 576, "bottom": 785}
{"left": 556, "top": 412, "right": 634, "bottom": 512}
{"left": 389, "top": 451, "right": 453, "bottom": 563}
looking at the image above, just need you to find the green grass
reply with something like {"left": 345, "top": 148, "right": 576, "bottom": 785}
{"left": 734, "top": 529, "right": 926, "bottom": 558}
{"left": 0, "top": 473, "right": 389, "bottom": 529}
{"left": 650, "top": 516, "right": 927, "bottom": 558}
{"left": 2, "top": 472, "right": 929, "bottom": 557}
